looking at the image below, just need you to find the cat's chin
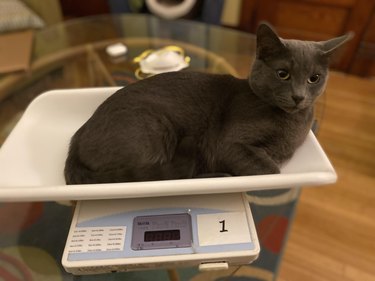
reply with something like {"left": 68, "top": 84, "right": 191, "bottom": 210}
{"left": 280, "top": 105, "right": 301, "bottom": 114}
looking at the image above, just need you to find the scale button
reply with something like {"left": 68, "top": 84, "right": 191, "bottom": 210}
{"left": 199, "top": 262, "right": 229, "bottom": 271}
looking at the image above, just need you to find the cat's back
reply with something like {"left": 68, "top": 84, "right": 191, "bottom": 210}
{"left": 103, "top": 71, "right": 241, "bottom": 108}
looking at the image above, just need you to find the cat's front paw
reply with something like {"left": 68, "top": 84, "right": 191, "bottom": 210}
{"left": 216, "top": 143, "right": 281, "bottom": 177}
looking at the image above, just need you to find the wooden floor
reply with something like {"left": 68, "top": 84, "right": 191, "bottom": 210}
{"left": 277, "top": 72, "right": 375, "bottom": 281}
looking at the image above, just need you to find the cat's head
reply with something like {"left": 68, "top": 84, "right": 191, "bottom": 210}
{"left": 249, "top": 23, "right": 353, "bottom": 113}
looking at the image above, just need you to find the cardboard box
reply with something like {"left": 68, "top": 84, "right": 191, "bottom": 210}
{"left": 0, "top": 30, "right": 33, "bottom": 74}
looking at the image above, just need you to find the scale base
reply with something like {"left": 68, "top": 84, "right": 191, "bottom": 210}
{"left": 62, "top": 193, "right": 260, "bottom": 275}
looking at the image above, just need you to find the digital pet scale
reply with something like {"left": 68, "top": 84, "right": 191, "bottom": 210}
{"left": 62, "top": 193, "right": 259, "bottom": 274}
{"left": 0, "top": 88, "right": 337, "bottom": 274}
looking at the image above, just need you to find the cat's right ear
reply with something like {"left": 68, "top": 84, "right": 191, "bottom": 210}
{"left": 256, "top": 23, "right": 287, "bottom": 61}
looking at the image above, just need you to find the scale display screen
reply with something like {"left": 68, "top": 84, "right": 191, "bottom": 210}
{"left": 144, "top": 229, "right": 180, "bottom": 242}
{"left": 131, "top": 213, "right": 192, "bottom": 250}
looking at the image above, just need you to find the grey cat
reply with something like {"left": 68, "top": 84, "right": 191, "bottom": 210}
{"left": 64, "top": 24, "right": 351, "bottom": 184}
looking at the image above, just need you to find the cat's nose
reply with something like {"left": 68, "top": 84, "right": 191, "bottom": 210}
{"left": 292, "top": 95, "right": 304, "bottom": 105}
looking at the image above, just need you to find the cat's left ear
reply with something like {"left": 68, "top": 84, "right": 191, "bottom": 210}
{"left": 319, "top": 32, "right": 354, "bottom": 56}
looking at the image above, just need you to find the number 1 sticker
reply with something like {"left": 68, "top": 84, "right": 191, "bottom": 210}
{"left": 219, "top": 220, "right": 228, "bottom": 232}
{"left": 197, "top": 212, "right": 252, "bottom": 246}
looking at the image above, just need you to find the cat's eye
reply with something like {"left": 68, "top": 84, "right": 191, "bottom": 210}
{"left": 308, "top": 74, "right": 320, "bottom": 84}
{"left": 276, "top": 69, "right": 290, "bottom": 80}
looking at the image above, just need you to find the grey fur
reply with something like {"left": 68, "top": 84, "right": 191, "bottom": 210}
{"left": 64, "top": 24, "right": 352, "bottom": 184}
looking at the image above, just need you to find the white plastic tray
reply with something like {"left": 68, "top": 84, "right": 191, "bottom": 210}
{"left": 0, "top": 88, "right": 337, "bottom": 202}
